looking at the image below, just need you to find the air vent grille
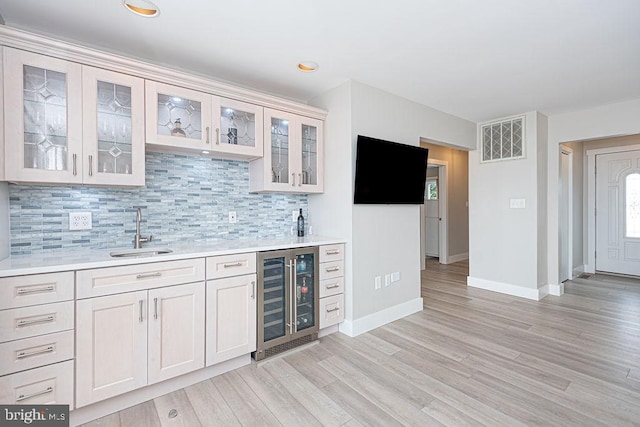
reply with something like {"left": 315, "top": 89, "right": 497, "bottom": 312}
{"left": 480, "top": 116, "right": 525, "bottom": 162}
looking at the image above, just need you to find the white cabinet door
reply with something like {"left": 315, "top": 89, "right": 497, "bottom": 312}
{"left": 4, "top": 47, "right": 83, "bottom": 184}
{"left": 82, "top": 66, "right": 145, "bottom": 186}
{"left": 206, "top": 274, "right": 257, "bottom": 366}
{"left": 148, "top": 282, "right": 205, "bottom": 384}
{"left": 76, "top": 291, "right": 147, "bottom": 408}
{"left": 213, "top": 98, "right": 263, "bottom": 159}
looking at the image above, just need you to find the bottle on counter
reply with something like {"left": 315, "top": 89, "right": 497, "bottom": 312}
{"left": 297, "top": 208, "right": 305, "bottom": 237}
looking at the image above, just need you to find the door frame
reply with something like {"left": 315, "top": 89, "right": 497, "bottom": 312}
{"left": 420, "top": 159, "right": 448, "bottom": 266}
{"left": 559, "top": 146, "right": 573, "bottom": 282}
{"left": 586, "top": 144, "right": 640, "bottom": 273}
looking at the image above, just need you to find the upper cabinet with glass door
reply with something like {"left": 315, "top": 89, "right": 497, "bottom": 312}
{"left": 3, "top": 48, "right": 83, "bottom": 184}
{"left": 145, "top": 81, "right": 263, "bottom": 159}
{"left": 249, "top": 108, "right": 323, "bottom": 193}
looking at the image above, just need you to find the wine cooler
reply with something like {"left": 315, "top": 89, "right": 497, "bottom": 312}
{"left": 254, "top": 247, "right": 319, "bottom": 360}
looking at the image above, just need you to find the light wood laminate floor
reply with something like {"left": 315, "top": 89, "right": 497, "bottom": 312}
{"left": 84, "top": 259, "right": 640, "bottom": 426}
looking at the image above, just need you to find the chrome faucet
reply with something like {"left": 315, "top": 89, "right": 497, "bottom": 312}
{"left": 133, "top": 208, "right": 153, "bottom": 249}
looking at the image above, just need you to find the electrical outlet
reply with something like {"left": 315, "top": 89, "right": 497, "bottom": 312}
{"left": 228, "top": 211, "right": 237, "bottom": 223}
{"left": 385, "top": 274, "right": 391, "bottom": 287}
{"left": 391, "top": 272, "right": 401, "bottom": 283}
{"left": 69, "top": 212, "right": 92, "bottom": 230}
{"left": 375, "top": 276, "right": 381, "bottom": 290}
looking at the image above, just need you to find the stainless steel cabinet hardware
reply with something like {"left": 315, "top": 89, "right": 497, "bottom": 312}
{"left": 326, "top": 306, "right": 340, "bottom": 313}
{"left": 88, "top": 155, "right": 93, "bottom": 176}
{"left": 325, "top": 250, "right": 340, "bottom": 255}
{"left": 325, "top": 283, "right": 340, "bottom": 289}
{"left": 298, "top": 173, "right": 302, "bottom": 186}
{"left": 16, "top": 386, "right": 53, "bottom": 402}
{"left": 287, "top": 260, "right": 294, "bottom": 334}
{"left": 216, "top": 128, "right": 220, "bottom": 144}
{"left": 206, "top": 126, "right": 210, "bottom": 144}
{"left": 154, "top": 297, "right": 158, "bottom": 320}
{"left": 17, "top": 346, "right": 54, "bottom": 359}
{"left": 223, "top": 262, "right": 243, "bottom": 268}
{"left": 291, "top": 173, "right": 295, "bottom": 186}
{"left": 251, "top": 281, "right": 255, "bottom": 299}
{"left": 17, "top": 285, "right": 55, "bottom": 295}
{"left": 325, "top": 266, "right": 340, "bottom": 272}
{"left": 17, "top": 315, "right": 55, "bottom": 328}
{"left": 72, "top": 154, "right": 77, "bottom": 176}
{"left": 139, "top": 300, "right": 143, "bottom": 323}
{"left": 136, "top": 272, "right": 162, "bottom": 279}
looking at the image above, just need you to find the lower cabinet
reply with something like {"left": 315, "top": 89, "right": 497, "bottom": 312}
{"left": 75, "top": 282, "right": 205, "bottom": 408}
{"left": 205, "top": 274, "right": 257, "bottom": 366}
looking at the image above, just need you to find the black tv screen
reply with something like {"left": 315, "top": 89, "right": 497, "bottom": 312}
{"left": 354, "top": 135, "right": 428, "bottom": 204}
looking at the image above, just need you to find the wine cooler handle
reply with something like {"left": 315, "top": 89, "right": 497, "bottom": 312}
{"left": 288, "top": 260, "right": 294, "bottom": 334}
{"left": 293, "top": 259, "right": 298, "bottom": 332}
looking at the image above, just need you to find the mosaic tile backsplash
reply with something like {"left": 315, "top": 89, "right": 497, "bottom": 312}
{"left": 9, "top": 152, "right": 308, "bottom": 255}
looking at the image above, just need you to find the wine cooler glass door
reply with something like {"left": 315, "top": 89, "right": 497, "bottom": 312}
{"left": 294, "top": 252, "right": 316, "bottom": 332}
{"left": 261, "top": 256, "right": 289, "bottom": 343}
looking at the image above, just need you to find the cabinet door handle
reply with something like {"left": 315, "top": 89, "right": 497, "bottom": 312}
{"left": 291, "top": 173, "right": 296, "bottom": 187}
{"left": 17, "top": 285, "right": 55, "bottom": 295}
{"left": 325, "top": 250, "right": 340, "bottom": 255}
{"left": 251, "top": 281, "right": 255, "bottom": 300}
{"left": 88, "top": 155, "right": 93, "bottom": 176}
{"left": 325, "top": 266, "right": 340, "bottom": 273}
{"left": 17, "top": 315, "right": 55, "bottom": 328}
{"left": 72, "top": 154, "right": 77, "bottom": 176}
{"left": 325, "top": 283, "right": 340, "bottom": 290}
{"left": 153, "top": 297, "right": 158, "bottom": 320}
{"left": 215, "top": 128, "right": 220, "bottom": 145}
{"left": 16, "top": 386, "right": 53, "bottom": 402}
{"left": 223, "top": 262, "right": 243, "bottom": 268}
{"left": 326, "top": 306, "right": 340, "bottom": 313}
{"left": 139, "top": 299, "right": 144, "bottom": 323}
{"left": 17, "top": 345, "right": 55, "bottom": 360}
{"left": 298, "top": 173, "right": 302, "bottom": 187}
{"left": 206, "top": 126, "right": 210, "bottom": 144}
{"left": 136, "top": 272, "right": 162, "bottom": 279}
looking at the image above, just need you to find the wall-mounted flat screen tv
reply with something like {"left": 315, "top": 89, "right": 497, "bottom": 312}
{"left": 354, "top": 135, "right": 428, "bottom": 204}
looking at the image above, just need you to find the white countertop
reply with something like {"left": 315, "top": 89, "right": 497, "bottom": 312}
{"left": 0, "top": 236, "right": 346, "bottom": 277}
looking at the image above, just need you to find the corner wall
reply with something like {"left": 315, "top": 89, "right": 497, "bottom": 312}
{"left": 0, "top": 182, "right": 8, "bottom": 260}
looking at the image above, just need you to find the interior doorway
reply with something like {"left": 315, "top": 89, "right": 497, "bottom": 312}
{"left": 420, "top": 160, "right": 448, "bottom": 268}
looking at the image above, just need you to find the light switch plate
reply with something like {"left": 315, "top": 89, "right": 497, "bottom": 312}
{"left": 510, "top": 198, "right": 526, "bottom": 209}
{"left": 69, "top": 212, "right": 92, "bottom": 230}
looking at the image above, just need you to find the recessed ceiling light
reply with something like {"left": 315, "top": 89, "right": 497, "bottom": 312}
{"left": 298, "top": 61, "right": 319, "bottom": 73}
{"left": 123, "top": 0, "right": 160, "bottom": 17}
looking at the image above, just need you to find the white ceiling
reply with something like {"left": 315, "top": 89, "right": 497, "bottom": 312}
{"left": 0, "top": 0, "right": 638, "bottom": 122}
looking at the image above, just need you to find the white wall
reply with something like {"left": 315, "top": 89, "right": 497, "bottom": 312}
{"left": 469, "top": 112, "right": 542, "bottom": 293}
{"left": 536, "top": 113, "right": 549, "bottom": 287}
{"left": 547, "top": 99, "right": 640, "bottom": 286}
{"left": 310, "top": 80, "right": 475, "bottom": 336}
{"left": 0, "top": 182, "right": 9, "bottom": 260}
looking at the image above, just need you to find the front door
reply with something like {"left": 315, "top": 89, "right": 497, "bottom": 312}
{"left": 596, "top": 150, "right": 640, "bottom": 276}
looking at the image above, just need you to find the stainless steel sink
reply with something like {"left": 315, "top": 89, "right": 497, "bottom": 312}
{"left": 110, "top": 247, "right": 173, "bottom": 258}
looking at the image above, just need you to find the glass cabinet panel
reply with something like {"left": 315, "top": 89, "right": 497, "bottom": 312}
{"left": 96, "top": 81, "right": 133, "bottom": 175}
{"left": 295, "top": 252, "right": 316, "bottom": 331}
{"left": 301, "top": 123, "right": 318, "bottom": 186}
{"left": 220, "top": 104, "right": 256, "bottom": 147}
{"left": 270, "top": 117, "right": 290, "bottom": 185}
{"left": 23, "top": 65, "right": 68, "bottom": 171}
{"left": 156, "top": 93, "right": 202, "bottom": 141}
{"left": 262, "top": 256, "right": 287, "bottom": 342}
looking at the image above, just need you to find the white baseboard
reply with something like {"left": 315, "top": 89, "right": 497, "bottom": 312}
{"left": 467, "top": 276, "right": 545, "bottom": 301}
{"left": 69, "top": 354, "right": 251, "bottom": 426}
{"left": 318, "top": 324, "right": 339, "bottom": 338}
{"left": 584, "top": 263, "right": 595, "bottom": 274}
{"left": 547, "top": 283, "right": 564, "bottom": 296}
{"left": 339, "top": 297, "right": 423, "bottom": 337}
{"left": 572, "top": 264, "right": 585, "bottom": 278}
{"left": 445, "top": 252, "right": 469, "bottom": 264}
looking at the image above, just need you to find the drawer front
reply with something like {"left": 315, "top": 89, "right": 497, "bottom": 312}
{"left": 206, "top": 252, "right": 256, "bottom": 280}
{"left": 0, "top": 330, "right": 74, "bottom": 376}
{"left": 76, "top": 258, "right": 205, "bottom": 298}
{"left": 319, "top": 294, "right": 344, "bottom": 329}
{"left": 0, "top": 272, "right": 74, "bottom": 310}
{"left": 319, "top": 244, "right": 344, "bottom": 263}
{"left": 0, "top": 301, "right": 74, "bottom": 343}
{"left": 319, "top": 260, "right": 344, "bottom": 281}
{"left": 319, "top": 277, "right": 344, "bottom": 298}
{"left": 0, "top": 360, "right": 74, "bottom": 409}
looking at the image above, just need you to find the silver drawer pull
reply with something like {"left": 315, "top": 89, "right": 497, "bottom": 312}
{"left": 223, "top": 262, "right": 244, "bottom": 268}
{"left": 17, "top": 346, "right": 55, "bottom": 359}
{"left": 325, "top": 250, "right": 340, "bottom": 255}
{"left": 16, "top": 386, "right": 53, "bottom": 402}
{"left": 136, "top": 272, "right": 162, "bottom": 279}
{"left": 326, "top": 306, "right": 340, "bottom": 313}
{"left": 17, "top": 285, "right": 55, "bottom": 295}
{"left": 325, "top": 283, "right": 340, "bottom": 289}
{"left": 325, "top": 267, "right": 340, "bottom": 273}
{"left": 17, "top": 315, "right": 55, "bottom": 328}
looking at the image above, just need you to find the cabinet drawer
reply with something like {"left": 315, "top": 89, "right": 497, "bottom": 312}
{"left": 76, "top": 258, "right": 205, "bottom": 298}
{"left": 0, "top": 301, "right": 74, "bottom": 343}
{"left": 319, "top": 244, "right": 344, "bottom": 263}
{"left": 0, "top": 360, "right": 74, "bottom": 408}
{"left": 319, "top": 294, "right": 344, "bottom": 329}
{"left": 319, "top": 277, "right": 344, "bottom": 298}
{"left": 206, "top": 252, "right": 256, "bottom": 280}
{"left": 0, "top": 330, "right": 74, "bottom": 376}
{"left": 319, "top": 260, "right": 344, "bottom": 281}
{"left": 0, "top": 272, "right": 74, "bottom": 310}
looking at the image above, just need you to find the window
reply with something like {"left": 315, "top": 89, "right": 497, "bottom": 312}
{"left": 626, "top": 173, "right": 640, "bottom": 238}
{"left": 480, "top": 116, "right": 525, "bottom": 162}
{"left": 426, "top": 179, "right": 438, "bottom": 200}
